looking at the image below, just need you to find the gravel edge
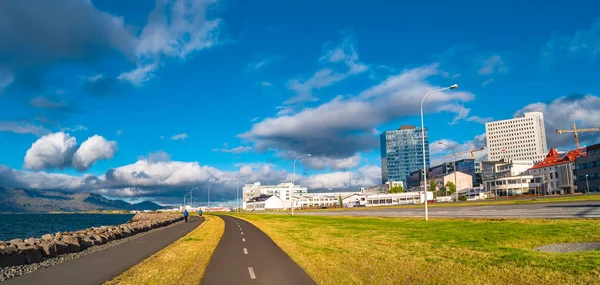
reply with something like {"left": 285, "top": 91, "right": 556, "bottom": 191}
{"left": 0, "top": 220, "right": 184, "bottom": 282}
{"left": 534, "top": 242, "right": 600, "bottom": 253}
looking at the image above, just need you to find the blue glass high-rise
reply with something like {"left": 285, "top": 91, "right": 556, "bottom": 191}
{"left": 381, "top": 125, "right": 430, "bottom": 185}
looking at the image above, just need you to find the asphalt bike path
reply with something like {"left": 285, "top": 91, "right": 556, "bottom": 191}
{"left": 4, "top": 216, "right": 204, "bottom": 285}
{"left": 202, "top": 215, "right": 315, "bottom": 285}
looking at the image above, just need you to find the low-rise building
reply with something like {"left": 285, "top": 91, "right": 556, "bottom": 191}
{"left": 529, "top": 148, "right": 584, "bottom": 195}
{"left": 575, "top": 143, "right": 600, "bottom": 193}
{"left": 360, "top": 181, "right": 404, "bottom": 194}
{"left": 242, "top": 182, "right": 308, "bottom": 202}
{"left": 431, "top": 171, "right": 473, "bottom": 194}
{"left": 244, "top": 195, "right": 283, "bottom": 211}
{"left": 482, "top": 159, "right": 538, "bottom": 196}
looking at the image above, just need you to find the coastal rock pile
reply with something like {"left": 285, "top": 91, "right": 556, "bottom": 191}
{"left": 0, "top": 213, "right": 183, "bottom": 267}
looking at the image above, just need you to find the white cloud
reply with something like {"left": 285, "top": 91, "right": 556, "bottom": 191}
{"left": 284, "top": 35, "right": 368, "bottom": 104}
{"left": 0, "top": 121, "right": 49, "bottom": 136}
{"left": 135, "top": 0, "right": 221, "bottom": 59}
{"left": 319, "top": 35, "right": 368, "bottom": 74}
{"left": 542, "top": 19, "right": 600, "bottom": 62}
{"left": 23, "top": 132, "right": 118, "bottom": 171}
{"left": 171, "top": 133, "right": 188, "bottom": 140}
{"left": 299, "top": 165, "right": 381, "bottom": 190}
{"left": 116, "top": 130, "right": 123, "bottom": 136}
{"left": 246, "top": 56, "right": 281, "bottom": 71}
{"left": 478, "top": 55, "right": 507, "bottom": 76}
{"left": 138, "top": 150, "right": 172, "bottom": 163}
{"left": 116, "top": 0, "right": 222, "bottom": 86}
{"left": 514, "top": 94, "right": 600, "bottom": 149}
{"left": 302, "top": 154, "right": 362, "bottom": 170}
{"left": 481, "top": 78, "right": 495, "bottom": 86}
{"left": 260, "top": 81, "right": 272, "bottom": 87}
{"left": 212, "top": 146, "right": 252, "bottom": 154}
{"left": 117, "top": 64, "right": 157, "bottom": 86}
{"left": 240, "top": 64, "right": 475, "bottom": 165}
{"left": 160, "top": 136, "right": 166, "bottom": 139}
{"left": 24, "top": 132, "right": 78, "bottom": 170}
{"left": 466, "top": 115, "right": 494, "bottom": 124}
{"left": 72, "top": 135, "right": 118, "bottom": 171}
{"left": 60, "top": 125, "right": 88, "bottom": 133}
{"left": 0, "top": 157, "right": 382, "bottom": 203}
{"left": 284, "top": 68, "right": 346, "bottom": 104}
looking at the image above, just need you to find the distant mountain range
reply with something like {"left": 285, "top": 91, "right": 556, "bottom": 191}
{"left": 0, "top": 187, "right": 166, "bottom": 213}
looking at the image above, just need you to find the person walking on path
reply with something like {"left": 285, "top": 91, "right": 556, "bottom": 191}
{"left": 183, "top": 209, "right": 188, "bottom": 223}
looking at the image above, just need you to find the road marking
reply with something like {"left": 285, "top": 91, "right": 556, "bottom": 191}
{"left": 248, "top": 267, "right": 256, "bottom": 279}
{"left": 242, "top": 238, "right": 246, "bottom": 242}
{"left": 241, "top": 232, "right": 244, "bottom": 235}
{"left": 244, "top": 248, "right": 248, "bottom": 254}
{"left": 240, "top": 228, "right": 242, "bottom": 231}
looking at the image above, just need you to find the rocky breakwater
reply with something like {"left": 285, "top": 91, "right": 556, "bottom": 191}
{"left": 0, "top": 213, "right": 183, "bottom": 268}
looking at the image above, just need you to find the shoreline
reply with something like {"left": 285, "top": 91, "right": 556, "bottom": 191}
{"left": 0, "top": 213, "right": 182, "bottom": 271}
{"left": 0, "top": 216, "right": 185, "bottom": 282}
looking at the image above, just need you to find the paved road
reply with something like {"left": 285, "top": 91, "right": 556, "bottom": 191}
{"left": 4, "top": 216, "right": 203, "bottom": 285}
{"left": 295, "top": 201, "right": 600, "bottom": 218}
{"left": 202, "top": 216, "right": 315, "bottom": 285}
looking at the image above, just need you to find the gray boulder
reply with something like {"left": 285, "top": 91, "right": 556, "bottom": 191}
{"left": 54, "top": 241, "right": 69, "bottom": 255}
{"left": 0, "top": 247, "right": 26, "bottom": 267}
{"left": 22, "top": 247, "right": 43, "bottom": 264}
{"left": 61, "top": 236, "right": 81, "bottom": 253}
{"left": 38, "top": 241, "right": 57, "bottom": 257}
{"left": 42, "top": 234, "right": 54, "bottom": 241}
{"left": 24, "top": 237, "right": 40, "bottom": 245}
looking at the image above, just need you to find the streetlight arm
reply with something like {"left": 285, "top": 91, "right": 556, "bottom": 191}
{"left": 420, "top": 86, "right": 454, "bottom": 111}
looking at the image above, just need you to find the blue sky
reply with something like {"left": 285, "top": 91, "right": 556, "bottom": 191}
{"left": 1, "top": 0, "right": 600, "bottom": 205}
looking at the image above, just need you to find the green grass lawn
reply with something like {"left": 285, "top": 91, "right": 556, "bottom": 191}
{"left": 236, "top": 214, "right": 600, "bottom": 285}
{"left": 297, "top": 194, "right": 600, "bottom": 212}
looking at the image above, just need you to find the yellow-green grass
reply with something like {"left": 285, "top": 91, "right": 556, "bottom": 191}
{"left": 105, "top": 215, "right": 224, "bottom": 285}
{"left": 298, "top": 194, "right": 600, "bottom": 212}
{"left": 236, "top": 214, "right": 600, "bottom": 285}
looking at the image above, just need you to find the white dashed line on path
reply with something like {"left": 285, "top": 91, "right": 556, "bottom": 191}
{"left": 248, "top": 267, "right": 256, "bottom": 279}
{"left": 244, "top": 248, "right": 248, "bottom": 255}
{"left": 242, "top": 238, "right": 246, "bottom": 242}
{"left": 241, "top": 232, "right": 244, "bottom": 235}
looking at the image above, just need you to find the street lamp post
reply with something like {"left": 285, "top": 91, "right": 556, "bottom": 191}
{"left": 421, "top": 84, "right": 458, "bottom": 221}
{"left": 208, "top": 181, "right": 216, "bottom": 210}
{"left": 586, "top": 174, "right": 590, "bottom": 194}
{"left": 338, "top": 167, "right": 352, "bottom": 192}
{"left": 189, "top": 187, "right": 199, "bottom": 209}
{"left": 183, "top": 192, "right": 191, "bottom": 211}
{"left": 438, "top": 142, "right": 458, "bottom": 202}
{"left": 291, "top": 154, "right": 311, "bottom": 216}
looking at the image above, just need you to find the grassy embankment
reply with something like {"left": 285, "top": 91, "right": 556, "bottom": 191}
{"left": 105, "top": 215, "right": 224, "bottom": 285}
{"left": 298, "top": 194, "right": 600, "bottom": 212}
{"left": 236, "top": 214, "right": 600, "bottom": 285}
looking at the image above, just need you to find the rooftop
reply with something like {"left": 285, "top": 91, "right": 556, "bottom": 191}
{"left": 530, "top": 148, "right": 586, "bottom": 169}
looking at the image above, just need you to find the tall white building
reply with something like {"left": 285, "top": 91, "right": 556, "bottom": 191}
{"left": 485, "top": 112, "right": 548, "bottom": 163}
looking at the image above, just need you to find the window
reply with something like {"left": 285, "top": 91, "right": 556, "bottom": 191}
{"left": 550, "top": 173, "right": 553, "bottom": 179}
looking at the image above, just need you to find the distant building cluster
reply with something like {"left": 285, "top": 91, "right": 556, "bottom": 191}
{"left": 241, "top": 111, "right": 600, "bottom": 211}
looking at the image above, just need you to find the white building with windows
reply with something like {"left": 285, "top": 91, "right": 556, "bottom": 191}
{"left": 528, "top": 148, "right": 584, "bottom": 195}
{"left": 242, "top": 182, "right": 308, "bottom": 203}
{"left": 482, "top": 160, "right": 538, "bottom": 196}
{"left": 485, "top": 112, "right": 548, "bottom": 163}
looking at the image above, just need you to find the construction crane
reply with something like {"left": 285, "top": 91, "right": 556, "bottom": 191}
{"left": 438, "top": 144, "right": 486, "bottom": 202}
{"left": 440, "top": 144, "right": 486, "bottom": 159}
{"left": 556, "top": 122, "right": 600, "bottom": 149}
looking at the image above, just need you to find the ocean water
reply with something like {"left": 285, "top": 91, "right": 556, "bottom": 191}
{"left": 0, "top": 214, "right": 135, "bottom": 241}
